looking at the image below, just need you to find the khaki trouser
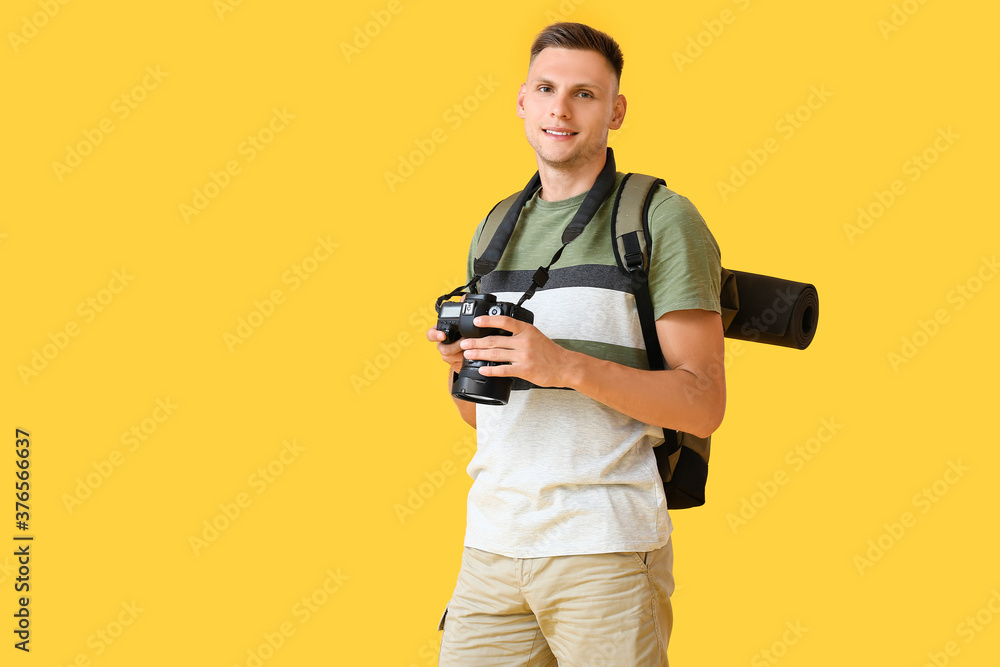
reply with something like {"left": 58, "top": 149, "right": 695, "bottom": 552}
{"left": 438, "top": 539, "right": 674, "bottom": 666}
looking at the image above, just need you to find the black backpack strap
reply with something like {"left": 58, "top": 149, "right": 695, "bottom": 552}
{"left": 613, "top": 173, "right": 712, "bottom": 509}
{"left": 474, "top": 147, "right": 618, "bottom": 296}
{"left": 610, "top": 173, "right": 680, "bottom": 454}
{"left": 610, "top": 173, "right": 668, "bottom": 373}
{"left": 474, "top": 172, "right": 542, "bottom": 277}
{"left": 631, "top": 254, "right": 681, "bottom": 454}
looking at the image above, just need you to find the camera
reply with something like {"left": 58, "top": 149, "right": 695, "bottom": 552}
{"left": 436, "top": 293, "right": 534, "bottom": 405}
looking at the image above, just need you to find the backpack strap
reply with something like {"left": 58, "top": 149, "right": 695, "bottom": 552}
{"left": 611, "top": 173, "right": 663, "bottom": 275}
{"left": 474, "top": 172, "right": 542, "bottom": 278}
{"left": 473, "top": 147, "right": 617, "bottom": 292}
{"left": 611, "top": 174, "right": 681, "bottom": 443}
{"left": 613, "top": 173, "right": 711, "bottom": 509}
{"left": 612, "top": 174, "right": 739, "bottom": 332}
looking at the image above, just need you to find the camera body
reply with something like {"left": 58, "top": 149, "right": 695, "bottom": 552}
{"left": 435, "top": 293, "right": 534, "bottom": 405}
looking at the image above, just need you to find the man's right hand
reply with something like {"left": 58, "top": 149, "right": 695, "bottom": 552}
{"left": 426, "top": 327, "right": 465, "bottom": 373}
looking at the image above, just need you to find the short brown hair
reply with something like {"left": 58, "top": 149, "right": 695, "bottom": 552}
{"left": 529, "top": 22, "right": 624, "bottom": 83}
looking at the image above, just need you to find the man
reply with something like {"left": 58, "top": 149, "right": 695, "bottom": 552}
{"left": 426, "top": 22, "right": 725, "bottom": 666}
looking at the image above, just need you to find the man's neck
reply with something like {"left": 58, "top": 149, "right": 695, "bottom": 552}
{"left": 536, "top": 154, "right": 607, "bottom": 202}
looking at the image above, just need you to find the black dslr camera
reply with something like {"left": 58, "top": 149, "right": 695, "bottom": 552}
{"left": 436, "top": 293, "right": 534, "bottom": 406}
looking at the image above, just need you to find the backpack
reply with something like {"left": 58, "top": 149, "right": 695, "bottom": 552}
{"left": 465, "top": 149, "right": 818, "bottom": 509}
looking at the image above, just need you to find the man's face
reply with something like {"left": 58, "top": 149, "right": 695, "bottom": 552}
{"left": 517, "top": 47, "right": 626, "bottom": 174}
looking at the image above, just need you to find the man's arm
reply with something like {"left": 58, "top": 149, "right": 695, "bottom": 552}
{"left": 426, "top": 222, "right": 486, "bottom": 428}
{"left": 426, "top": 328, "right": 477, "bottom": 428}
{"left": 458, "top": 307, "right": 725, "bottom": 438}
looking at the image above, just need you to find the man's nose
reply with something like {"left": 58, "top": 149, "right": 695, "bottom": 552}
{"left": 550, "top": 93, "right": 571, "bottom": 118}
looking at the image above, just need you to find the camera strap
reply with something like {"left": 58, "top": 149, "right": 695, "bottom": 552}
{"left": 515, "top": 148, "right": 618, "bottom": 307}
{"left": 440, "top": 148, "right": 619, "bottom": 311}
{"left": 435, "top": 275, "right": 482, "bottom": 312}
{"left": 476, "top": 148, "right": 618, "bottom": 279}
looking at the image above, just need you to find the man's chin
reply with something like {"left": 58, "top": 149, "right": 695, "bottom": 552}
{"left": 537, "top": 154, "right": 578, "bottom": 170}
{"left": 536, "top": 148, "right": 602, "bottom": 172}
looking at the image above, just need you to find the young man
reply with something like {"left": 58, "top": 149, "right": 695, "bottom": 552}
{"left": 426, "top": 22, "right": 725, "bottom": 666}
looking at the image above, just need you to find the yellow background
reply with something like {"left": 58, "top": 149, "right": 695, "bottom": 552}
{"left": 3, "top": 0, "right": 998, "bottom": 664}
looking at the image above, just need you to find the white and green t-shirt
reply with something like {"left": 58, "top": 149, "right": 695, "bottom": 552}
{"left": 464, "top": 172, "right": 722, "bottom": 558}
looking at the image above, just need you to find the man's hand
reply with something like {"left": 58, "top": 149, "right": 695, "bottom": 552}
{"left": 457, "top": 309, "right": 726, "bottom": 438}
{"left": 429, "top": 308, "right": 725, "bottom": 438}
{"left": 426, "top": 327, "right": 465, "bottom": 373}
{"left": 458, "top": 315, "right": 571, "bottom": 388}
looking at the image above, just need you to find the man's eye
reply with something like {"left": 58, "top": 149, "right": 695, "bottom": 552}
{"left": 539, "top": 86, "right": 553, "bottom": 93}
{"left": 577, "top": 91, "right": 593, "bottom": 98}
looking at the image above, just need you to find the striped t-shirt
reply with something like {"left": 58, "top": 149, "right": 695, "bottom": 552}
{"left": 463, "top": 172, "right": 722, "bottom": 558}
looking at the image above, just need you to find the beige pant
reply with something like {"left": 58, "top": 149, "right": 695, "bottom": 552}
{"left": 438, "top": 539, "right": 674, "bottom": 666}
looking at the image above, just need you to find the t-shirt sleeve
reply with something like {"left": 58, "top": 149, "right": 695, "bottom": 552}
{"left": 646, "top": 190, "right": 722, "bottom": 320}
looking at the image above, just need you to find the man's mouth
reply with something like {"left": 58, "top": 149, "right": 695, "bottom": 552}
{"left": 544, "top": 129, "right": 577, "bottom": 136}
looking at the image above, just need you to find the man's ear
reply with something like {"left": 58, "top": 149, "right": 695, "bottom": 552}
{"left": 609, "top": 93, "right": 627, "bottom": 130}
{"left": 516, "top": 83, "right": 527, "bottom": 119}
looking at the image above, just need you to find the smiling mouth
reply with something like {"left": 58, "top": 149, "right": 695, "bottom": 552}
{"left": 544, "top": 129, "right": 577, "bottom": 136}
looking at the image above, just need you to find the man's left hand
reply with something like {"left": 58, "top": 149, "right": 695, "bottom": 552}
{"left": 459, "top": 315, "right": 570, "bottom": 388}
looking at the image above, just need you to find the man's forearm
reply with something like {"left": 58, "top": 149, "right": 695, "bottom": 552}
{"left": 458, "top": 309, "right": 725, "bottom": 436}
{"left": 448, "top": 369, "right": 477, "bottom": 428}
{"left": 561, "top": 351, "right": 724, "bottom": 438}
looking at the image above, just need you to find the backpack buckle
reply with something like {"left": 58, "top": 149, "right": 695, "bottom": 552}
{"left": 624, "top": 251, "right": 644, "bottom": 273}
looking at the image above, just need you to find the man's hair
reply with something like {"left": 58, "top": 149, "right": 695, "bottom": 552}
{"left": 529, "top": 22, "right": 624, "bottom": 84}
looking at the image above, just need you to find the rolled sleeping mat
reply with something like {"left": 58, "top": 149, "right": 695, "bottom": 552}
{"left": 721, "top": 269, "right": 819, "bottom": 350}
